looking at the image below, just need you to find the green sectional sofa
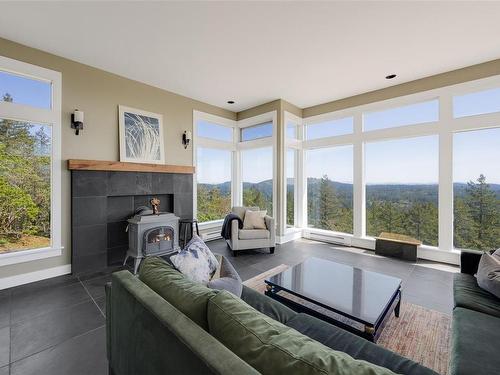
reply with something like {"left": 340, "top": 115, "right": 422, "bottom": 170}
{"left": 106, "top": 257, "right": 437, "bottom": 375}
{"left": 451, "top": 250, "right": 500, "bottom": 375}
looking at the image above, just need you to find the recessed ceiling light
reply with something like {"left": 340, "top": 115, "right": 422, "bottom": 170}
{"left": 227, "top": 100, "right": 235, "bottom": 104}
{"left": 385, "top": 74, "right": 397, "bottom": 79}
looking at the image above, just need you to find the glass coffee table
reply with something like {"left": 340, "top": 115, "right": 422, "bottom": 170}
{"left": 265, "top": 257, "right": 402, "bottom": 342}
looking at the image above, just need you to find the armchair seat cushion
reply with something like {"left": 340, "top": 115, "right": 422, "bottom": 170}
{"left": 239, "top": 229, "right": 270, "bottom": 240}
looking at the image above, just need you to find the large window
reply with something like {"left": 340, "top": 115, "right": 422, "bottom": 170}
{"left": 365, "top": 136, "right": 439, "bottom": 246}
{"left": 453, "top": 128, "right": 500, "bottom": 251}
{"left": 306, "top": 146, "right": 353, "bottom": 233}
{"left": 241, "top": 147, "right": 273, "bottom": 214}
{"left": 0, "top": 57, "right": 61, "bottom": 258}
{"left": 196, "top": 148, "right": 232, "bottom": 222}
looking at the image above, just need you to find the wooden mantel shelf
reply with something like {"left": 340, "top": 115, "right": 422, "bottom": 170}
{"left": 67, "top": 159, "right": 195, "bottom": 174}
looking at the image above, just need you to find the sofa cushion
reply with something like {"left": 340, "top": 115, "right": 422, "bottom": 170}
{"left": 476, "top": 253, "right": 500, "bottom": 298}
{"left": 139, "top": 256, "right": 217, "bottom": 330}
{"left": 453, "top": 273, "right": 500, "bottom": 318}
{"left": 208, "top": 256, "right": 242, "bottom": 297}
{"left": 286, "top": 313, "right": 437, "bottom": 375}
{"left": 207, "top": 290, "right": 396, "bottom": 375}
{"left": 241, "top": 285, "right": 297, "bottom": 324}
{"left": 450, "top": 307, "right": 500, "bottom": 375}
{"left": 239, "top": 229, "right": 270, "bottom": 240}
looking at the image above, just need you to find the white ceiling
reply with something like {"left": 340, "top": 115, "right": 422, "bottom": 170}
{"left": 1, "top": 1, "right": 500, "bottom": 112}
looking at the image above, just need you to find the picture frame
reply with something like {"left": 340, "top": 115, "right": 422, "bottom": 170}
{"left": 118, "top": 105, "right": 165, "bottom": 164}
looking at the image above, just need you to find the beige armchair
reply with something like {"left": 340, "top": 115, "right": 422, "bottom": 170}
{"left": 226, "top": 206, "right": 276, "bottom": 257}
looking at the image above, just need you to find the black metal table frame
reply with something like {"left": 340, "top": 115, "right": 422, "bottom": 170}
{"left": 265, "top": 281, "right": 401, "bottom": 342}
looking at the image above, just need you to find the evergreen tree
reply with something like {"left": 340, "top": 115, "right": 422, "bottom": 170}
{"left": 463, "top": 175, "right": 499, "bottom": 250}
{"left": 286, "top": 189, "right": 294, "bottom": 226}
{"left": 318, "top": 175, "right": 342, "bottom": 230}
{"left": 453, "top": 197, "right": 472, "bottom": 249}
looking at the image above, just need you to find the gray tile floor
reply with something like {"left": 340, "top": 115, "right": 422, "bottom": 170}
{"left": 0, "top": 239, "right": 458, "bottom": 375}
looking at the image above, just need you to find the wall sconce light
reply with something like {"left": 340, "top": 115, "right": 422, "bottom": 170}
{"left": 182, "top": 130, "right": 192, "bottom": 149}
{"left": 71, "top": 109, "right": 84, "bottom": 135}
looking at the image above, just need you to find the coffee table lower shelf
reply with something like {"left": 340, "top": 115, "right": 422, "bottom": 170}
{"left": 265, "top": 284, "right": 401, "bottom": 343}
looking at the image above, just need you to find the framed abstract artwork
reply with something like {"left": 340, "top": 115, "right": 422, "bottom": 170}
{"left": 118, "top": 105, "right": 165, "bottom": 164}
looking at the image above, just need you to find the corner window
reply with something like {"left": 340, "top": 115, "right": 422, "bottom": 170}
{"left": 196, "top": 148, "right": 232, "bottom": 222}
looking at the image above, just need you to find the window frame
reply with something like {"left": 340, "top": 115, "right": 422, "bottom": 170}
{"left": 283, "top": 111, "right": 303, "bottom": 233}
{"left": 193, "top": 111, "right": 237, "bottom": 227}
{"left": 237, "top": 111, "right": 278, "bottom": 220}
{"left": 0, "top": 55, "right": 62, "bottom": 266}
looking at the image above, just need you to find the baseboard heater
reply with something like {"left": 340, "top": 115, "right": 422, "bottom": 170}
{"left": 306, "top": 232, "right": 352, "bottom": 246}
{"left": 201, "top": 230, "right": 222, "bottom": 242}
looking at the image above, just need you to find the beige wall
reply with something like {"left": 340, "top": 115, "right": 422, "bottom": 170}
{"left": 303, "top": 58, "right": 500, "bottom": 117}
{"left": 0, "top": 37, "right": 236, "bottom": 279}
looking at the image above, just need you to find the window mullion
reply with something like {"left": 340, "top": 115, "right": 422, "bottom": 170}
{"left": 438, "top": 94, "right": 454, "bottom": 251}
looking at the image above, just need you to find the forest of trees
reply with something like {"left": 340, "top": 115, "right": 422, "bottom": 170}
{"left": 308, "top": 174, "right": 499, "bottom": 250}
{"left": 0, "top": 93, "right": 51, "bottom": 253}
{"left": 199, "top": 173, "right": 499, "bottom": 251}
{"left": 196, "top": 182, "right": 273, "bottom": 222}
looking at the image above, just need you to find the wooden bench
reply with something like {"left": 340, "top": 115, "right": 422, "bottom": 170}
{"left": 375, "top": 232, "right": 421, "bottom": 261}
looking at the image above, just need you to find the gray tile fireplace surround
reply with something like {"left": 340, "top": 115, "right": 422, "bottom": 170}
{"left": 71, "top": 170, "right": 193, "bottom": 275}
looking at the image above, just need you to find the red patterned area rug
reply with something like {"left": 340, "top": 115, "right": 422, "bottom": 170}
{"left": 243, "top": 264, "right": 452, "bottom": 375}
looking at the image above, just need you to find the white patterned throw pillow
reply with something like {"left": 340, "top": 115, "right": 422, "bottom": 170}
{"left": 170, "top": 235, "right": 219, "bottom": 285}
{"left": 243, "top": 210, "right": 267, "bottom": 229}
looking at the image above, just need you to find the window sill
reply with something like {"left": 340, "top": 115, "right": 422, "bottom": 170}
{"left": 198, "top": 219, "right": 224, "bottom": 230}
{"left": 0, "top": 246, "right": 63, "bottom": 267}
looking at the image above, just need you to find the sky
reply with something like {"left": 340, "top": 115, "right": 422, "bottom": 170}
{"left": 2, "top": 68, "right": 499, "bottom": 185}
{"left": 241, "top": 147, "right": 273, "bottom": 183}
{"left": 0, "top": 71, "right": 51, "bottom": 108}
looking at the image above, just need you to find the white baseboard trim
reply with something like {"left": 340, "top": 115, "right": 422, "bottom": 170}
{"left": 302, "top": 230, "right": 460, "bottom": 266}
{"left": 277, "top": 229, "right": 302, "bottom": 244}
{"left": 0, "top": 264, "right": 72, "bottom": 290}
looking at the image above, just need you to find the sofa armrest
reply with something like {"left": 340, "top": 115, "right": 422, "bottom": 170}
{"left": 231, "top": 219, "right": 239, "bottom": 242}
{"left": 460, "top": 250, "right": 483, "bottom": 275}
{"left": 107, "top": 271, "right": 259, "bottom": 375}
{"left": 264, "top": 216, "right": 274, "bottom": 232}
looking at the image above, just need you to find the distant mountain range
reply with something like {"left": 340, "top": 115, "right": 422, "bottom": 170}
{"left": 199, "top": 178, "right": 500, "bottom": 204}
